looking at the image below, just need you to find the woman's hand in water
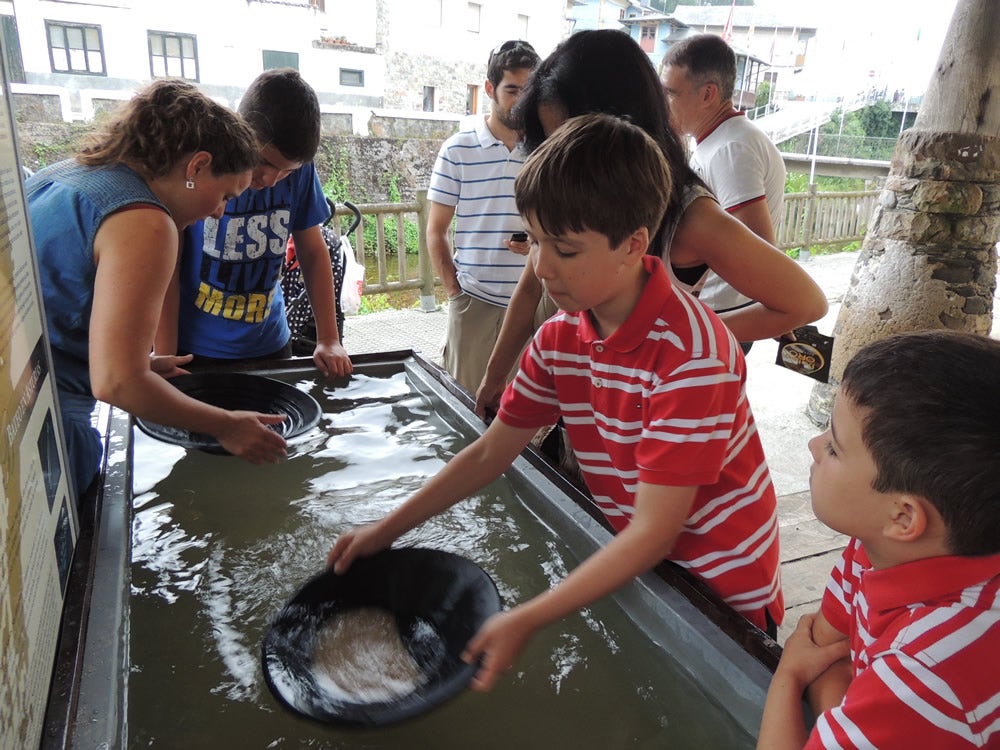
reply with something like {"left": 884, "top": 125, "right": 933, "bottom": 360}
{"left": 214, "top": 411, "right": 287, "bottom": 465}
{"left": 327, "top": 522, "right": 394, "bottom": 574}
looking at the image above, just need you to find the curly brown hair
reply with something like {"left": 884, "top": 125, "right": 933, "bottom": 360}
{"left": 77, "top": 78, "right": 258, "bottom": 179}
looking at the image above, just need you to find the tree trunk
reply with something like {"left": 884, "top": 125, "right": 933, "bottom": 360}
{"left": 807, "top": 0, "right": 1000, "bottom": 426}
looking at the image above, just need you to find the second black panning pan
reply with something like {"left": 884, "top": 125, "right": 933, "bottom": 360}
{"left": 134, "top": 372, "right": 321, "bottom": 453}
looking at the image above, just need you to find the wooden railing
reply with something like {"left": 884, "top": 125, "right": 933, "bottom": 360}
{"left": 336, "top": 188, "right": 879, "bottom": 300}
{"left": 332, "top": 190, "right": 437, "bottom": 310}
{"left": 775, "top": 186, "right": 879, "bottom": 257}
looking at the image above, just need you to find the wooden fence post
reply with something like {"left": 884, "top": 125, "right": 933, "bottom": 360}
{"left": 800, "top": 182, "right": 818, "bottom": 262}
{"left": 416, "top": 190, "right": 437, "bottom": 312}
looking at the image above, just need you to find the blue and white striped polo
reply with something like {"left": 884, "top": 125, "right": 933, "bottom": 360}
{"left": 427, "top": 116, "right": 529, "bottom": 307}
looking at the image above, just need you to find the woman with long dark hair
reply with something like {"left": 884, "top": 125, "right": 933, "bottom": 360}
{"left": 475, "top": 29, "right": 826, "bottom": 416}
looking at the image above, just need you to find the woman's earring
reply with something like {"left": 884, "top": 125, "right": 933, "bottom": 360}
{"left": 185, "top": 180, "right": 195, "bottom": 190}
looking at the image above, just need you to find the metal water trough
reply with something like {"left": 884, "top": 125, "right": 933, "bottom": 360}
{"left": 41, "top": 351, "right": 779, "bottom": 749}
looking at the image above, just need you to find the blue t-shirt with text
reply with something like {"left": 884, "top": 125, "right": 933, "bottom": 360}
{"left": 178, "top": 164, "right": 329, "bottom": 358}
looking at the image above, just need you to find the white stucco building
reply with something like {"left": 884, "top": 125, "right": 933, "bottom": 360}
{"left": 0, "top": 0, "right": 564, "bottom": 126}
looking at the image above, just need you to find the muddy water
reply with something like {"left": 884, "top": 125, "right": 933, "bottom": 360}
{"left": 128, "top": 366, "right": 756, "bottom": 749}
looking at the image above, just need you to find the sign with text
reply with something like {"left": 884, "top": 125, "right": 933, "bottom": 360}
{"left": 775, "top": 325, "right": 834, "bottom": 383}
{"left": 0, "top": 41, "right": 77, "bottom": 750}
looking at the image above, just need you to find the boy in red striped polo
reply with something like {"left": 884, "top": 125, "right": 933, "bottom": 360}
{"left": 758, "top": 331, "right": 1000, "bottom": 749}
{"left": 329, "top": 113, "right": 783, "bottom": 691}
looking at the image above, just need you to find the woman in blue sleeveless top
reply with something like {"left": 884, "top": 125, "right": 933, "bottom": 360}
{"left": 25, "top": 79, "right": 288, "bottom": 500}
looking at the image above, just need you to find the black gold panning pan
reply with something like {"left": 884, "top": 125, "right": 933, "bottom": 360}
{"left": 261, "top": 547, "right": 502, "bottom": 727}
{"left": 134, "top": 372, "right": 321, "bottom": 454}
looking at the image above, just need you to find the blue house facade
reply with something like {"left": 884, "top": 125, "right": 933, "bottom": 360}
{"left": 610, "top": 3, "right": 770, "bottom": 110}
{"left": 619, "top": 9, "right": 690, "bottom": 69}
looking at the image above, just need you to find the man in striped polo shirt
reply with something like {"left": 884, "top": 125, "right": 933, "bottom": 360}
{"left": 427, "top": 40, "right": 540, "bottom": 393}
{"left": 329, "top": 114, "right": 783, "bottom": 691}
{"left": 758, "top": 331, "right": 1000, "bottom": 749}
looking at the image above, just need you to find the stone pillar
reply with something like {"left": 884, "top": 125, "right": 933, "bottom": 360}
{"left": 806, "top": 0, "right": 1000, "bottom": 427}
{"left": 807, "top": 131, "right": 1000, "bottom": 426}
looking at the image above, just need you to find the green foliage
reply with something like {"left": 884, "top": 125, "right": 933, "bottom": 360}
{"left": 26, "top": 120, "right": 98, "bottom": 170}
{"left": 785, "top": 172, "right": 809, "bottom": 193}
{"left": 808, "top": 241, "right": 863, "bottom": 256}
{"left": 754, "top": 82, "right": 772, "bottom": 110}
{"left": 360, "top": 170, "right": 420, "bottom": 256}
{"left": 856, "top": 100, "right": 896, "bottom": 139}
{"left": 362, "top": 215, "right": 420, "bottom": 256}
{"left": 32, "top": 143, "right": 60, "bottom": 167}
{"left": 784, "top": 172, "right": 866, "bottom": 193}
{"left": 387, "top": 173, "right": 402, "bottom": 203}
{"left": 822, "top": 103, "right": 896, "bottom": 140}
{"left": 820, "top": 108, "right": 866, "bottom": 140}
{"left": 786, "top": 239, "right": 863, "bottom": 261}
{"left": 779, "top": 101, "right": 901, "bottom": 160}
{"left": 320, "top": 143, "right": 352, "bottom": 204}
{"left": 359, "top": 293, "right": 392, "bottom": 314}
{"left": 323, "top": 163, "right": 421, "bottom": 257}
{"left": 818, "top": 175, "right": 865, "bottom": 191}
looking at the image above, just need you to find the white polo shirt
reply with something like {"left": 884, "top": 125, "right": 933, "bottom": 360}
{"left": 691, "top": 112, "right": 786, "bottom": 313}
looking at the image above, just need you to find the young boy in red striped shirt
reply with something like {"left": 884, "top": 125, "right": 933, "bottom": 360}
{"left": 758, "top": 330, "right": 1000, "bottom": 749}
{"left": 329, "top": 113, "right": 783, "bottom": 691}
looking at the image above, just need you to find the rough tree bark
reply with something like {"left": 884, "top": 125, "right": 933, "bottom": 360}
{"left": 807, "top": 0, "right": 1000, "bottom": 425}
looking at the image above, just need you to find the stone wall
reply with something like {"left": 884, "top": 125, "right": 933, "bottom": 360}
{"left": 383, "top": 50, "right": 484, "bottom": 115}
{"left": 320, "top": 113, "right": 355, "bottom": 137}
{"left": 16, "top": 122, "right": 90, "bottom": 173}
{"left": 367, "top": 114, "right": 458, "bottom": 140}
{"left": 15, "top": 118, "right": 444, "bottom": 203}
{"left": 314, "top": 134, "right": 442, "bottom": 202}
{"left": 11, "top": 93, "right": 63, "bottom": 124}
{"left": 836, "top": 130, "right": 1000, "bottom": 346}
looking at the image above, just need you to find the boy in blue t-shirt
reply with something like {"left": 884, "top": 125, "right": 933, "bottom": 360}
{"left": 157, "top": 69, "right": 352, "bottom": 377}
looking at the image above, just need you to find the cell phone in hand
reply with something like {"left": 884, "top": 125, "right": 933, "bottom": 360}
{"left": 510, "top": 231, "right": 528, "bottom": 243}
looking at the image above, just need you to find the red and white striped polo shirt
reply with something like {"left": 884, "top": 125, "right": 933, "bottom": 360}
{"left": 815, "top": 538, "right": 1000, "bottom": 748}
{"left": 498, "top": 255, "right": 783, "bottom": 629}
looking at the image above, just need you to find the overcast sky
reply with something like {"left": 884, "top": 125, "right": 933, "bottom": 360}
{"left": 752, "top": 0, "right": 959, "bottom": 96}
